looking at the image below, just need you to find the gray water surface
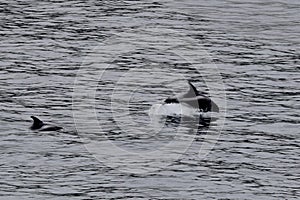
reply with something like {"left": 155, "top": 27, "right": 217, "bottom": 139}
{"left": 1, "top": 0, "right": 299, "bottom": 199}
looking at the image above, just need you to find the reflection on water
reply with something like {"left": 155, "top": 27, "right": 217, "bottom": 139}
{"left": 0, "top": 0, "right": 299, "bottom": 199}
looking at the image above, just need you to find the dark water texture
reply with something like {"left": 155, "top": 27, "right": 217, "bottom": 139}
{"left": 0, "top": 0, "right": 299, "bottom": 199}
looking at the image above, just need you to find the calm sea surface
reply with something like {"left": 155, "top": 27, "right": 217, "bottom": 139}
{"left": 0, "top": 0, "right": 299, "bottom": 199}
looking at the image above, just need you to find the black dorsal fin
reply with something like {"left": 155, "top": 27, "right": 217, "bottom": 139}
{"left": 188, "top": 81, "right": 199, "bottom": 96}
{"left": 30, "top": 116, "right": 44, "bottom": 129}
{"left": 180, "top": 81, "right": 199, "bottom": 99}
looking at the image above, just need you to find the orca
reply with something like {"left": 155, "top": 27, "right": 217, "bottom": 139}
{"left": 148, "top": 81, "right": 220, "bottom": 126}
{"left": 164, "top": 81, "right": 219, "bottom": 112}
{"left": 30, "top": 116, "right": 62, "bottom": 131}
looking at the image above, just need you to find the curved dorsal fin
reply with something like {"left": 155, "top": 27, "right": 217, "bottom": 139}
{"left": 30, "top": 116, "right": 44, "bottom": 129}
{"left": 188, "top": 81, "right": 199, "bottom": 96}
{"left": 180, "top": 81, "right": 199, "bottom": 98}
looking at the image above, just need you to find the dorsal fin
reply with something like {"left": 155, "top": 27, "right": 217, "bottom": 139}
{"left": 180, "top": 81, "right": 199, "bottom": 98}
{"left": 30, "top": 116, "right": 44, "bottom": 129}
{"left": 188, "top": 81, "right": 199, "bottom": 96}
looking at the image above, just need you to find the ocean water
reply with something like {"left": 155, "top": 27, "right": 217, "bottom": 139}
{"left": 0, "top": 0, "right": 299, "bottom": 199}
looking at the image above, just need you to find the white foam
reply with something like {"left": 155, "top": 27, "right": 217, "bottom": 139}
{"left": 148, "top": 103, "right": 218, "bottom": 120}
{"left": 148, "top": 103, "right": 196, "bottom": 116}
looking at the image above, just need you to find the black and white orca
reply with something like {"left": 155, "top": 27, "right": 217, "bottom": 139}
{"left": 30, "top": 116, "right": 62, "bottom": 131}
{"left": 164, "top": 81, "right": 219, "bottom": 112}
{"left": 148, "top": 81, "right": 219, "bottom": 126}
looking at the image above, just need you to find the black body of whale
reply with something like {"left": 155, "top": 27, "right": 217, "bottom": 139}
{"left": 164, "top": 81, "right": 219, "bottom": 112}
